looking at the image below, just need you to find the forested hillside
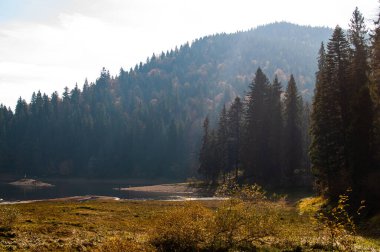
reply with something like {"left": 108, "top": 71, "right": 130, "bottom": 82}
{"left": 0, "top": 22, "right": 331, "bottom": 178}
{"left": 197, "top": 8, "right": 380, "bottom": 214}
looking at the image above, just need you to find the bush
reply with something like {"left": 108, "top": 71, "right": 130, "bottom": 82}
{"left": 314, "top": 190, "right": 365, "bottom": 251}
{"left": 210, "top": 199, "right": 248, "bottom": 250}
{"left": 0, "top": 206, "right": 19, "bottom": 231}
{"left": 150, "top": 182, "right": 297, "bottom": 251}
{"left": 97, "top": 237, "right": 155, "bottom": 252}
{"left": 150, "top": 202, "right": 213, "bottom": 251}
{"left": 215, "top": 180, "right": 267, "bottom": 202}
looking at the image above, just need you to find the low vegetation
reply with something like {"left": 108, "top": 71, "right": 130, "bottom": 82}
{"left": 0, "top": 185, "right": 379, "bottom": 251}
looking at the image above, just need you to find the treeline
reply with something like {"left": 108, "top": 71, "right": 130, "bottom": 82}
{"left": 198, "top": 8, "right": 380, "bottom": 213}
{"left": 198, "top": 68, "right": 311, "bottom": 188}
{"left": 0, "top": 69, "right": 188, "bottom": 178}
{"left": 0, "top": 23, "right": 330, "bottom": 179}
{"left": 311, "top": 8, "right": 380, "bottom": 213}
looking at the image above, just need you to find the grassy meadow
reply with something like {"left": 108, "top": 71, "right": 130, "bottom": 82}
{"left": 0, "top": 188, "right": 379, "bottom": 251}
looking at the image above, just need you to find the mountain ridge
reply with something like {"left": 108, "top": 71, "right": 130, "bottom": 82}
{"left": 0, "top": 22, "right": 333, "bottom": 178}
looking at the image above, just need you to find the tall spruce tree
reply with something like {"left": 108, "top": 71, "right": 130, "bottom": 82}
{"left": 198, "top": 116, "right": 219, "bottom": 183}
{"left": 283, "top": 74, "right": 303, "bottom": 186}
{"left": 368, "top": 7, "right": 380, "bottom": 211}
{"left": 243, "top": 68, "right": 271, "bottom": 183}
{"left": 227, "top": 96, "right": 243, "bottom": 179}
{"left": 311, "top": 26, "right": 352, "bottom": 200}
{"left": 217, "top": 105, "right": 229, "bottom": 181}
{"left": 268, "top": 76, "right": 283, "bottom": 186}
{"left": 372, "top": 8, "right": 380, "bottom": 155}
{"left": 347, "top": 7, "right": 375, "bottom": 207}
{"left": 301, "top": 101, "right": 312, "bottom": 180}
{"left": 310, "top": 43, "right": 329, "bottom": 193}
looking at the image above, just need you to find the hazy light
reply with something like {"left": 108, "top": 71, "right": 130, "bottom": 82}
{"left": 0, "top": 0, "right": 377, "bottom": 109}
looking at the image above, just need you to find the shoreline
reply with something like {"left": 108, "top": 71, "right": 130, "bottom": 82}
{"left": 0, "top": 195, "right": 121, "bottom": 205}
{"left": 115, "top": 182, "right": 201, "bottom": 194}
{"left": 0, "top": 182, "right": 219, "bottom": 204}
{"left": 8, "top": 178, "right": 54, "bottom": 188}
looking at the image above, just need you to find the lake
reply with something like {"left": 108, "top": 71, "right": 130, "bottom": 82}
{"left": 0, "top": 178, "right": 194, "bottom": 201}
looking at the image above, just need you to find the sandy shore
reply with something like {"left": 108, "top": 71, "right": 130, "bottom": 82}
{"left": 0, "top": 182, "right": 217, "bottom": 204}
{"left": 9, "top": 178, "right": 54, "bottom": 187}
{"left": 0, "top": 195, "right": 120, "bottom": 205}
{"left": 115, "top": 183, "right": 200, "bottom": 194}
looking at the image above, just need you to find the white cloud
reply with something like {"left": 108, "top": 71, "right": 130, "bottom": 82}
{"left": 0, "top": 0, "right": 378, "bottom": 109}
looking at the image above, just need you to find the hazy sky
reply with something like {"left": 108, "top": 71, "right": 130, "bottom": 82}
{"left": 0, "top": 0, "right": 378, "bottom": 109}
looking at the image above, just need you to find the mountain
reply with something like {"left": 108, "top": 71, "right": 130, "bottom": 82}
{"left": 0, "top": 22, "right": 332, "bottom": 179}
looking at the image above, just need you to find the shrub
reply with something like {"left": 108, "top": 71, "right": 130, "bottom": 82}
{"left": 210, "top": 199, "right": 248, "bottom": 250}
{"left": 215, "top": 180, "right": 267, "bottom": 202}
{"left": 150, "top": 202, "right": 213, "bottom": 251}
{"left": 315, "top": 190, "right": 365, "bottom": 251}
{"left": 0, "top": 206, "right": 19, "bottom": 231}
{"left": 211, "top": 182, "right": 280, "bottom": 250}
{"left": 97, "top": 237, "right": 155, "bottom": 252}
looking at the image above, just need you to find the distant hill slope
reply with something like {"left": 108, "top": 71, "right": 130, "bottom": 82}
{"left": 0, "top": 22, "right": 332, "bottom": 178}
{"left": 128, "top": 21, "right": 332, "bottom": 100}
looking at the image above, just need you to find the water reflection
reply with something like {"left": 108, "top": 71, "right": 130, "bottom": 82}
{"left": 0, "top": 178, "right": 194, "bottom": 201}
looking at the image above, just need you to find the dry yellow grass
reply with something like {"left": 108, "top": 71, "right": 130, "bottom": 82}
{"left": 0, "top": 198, "right": 378, "bottom": 251}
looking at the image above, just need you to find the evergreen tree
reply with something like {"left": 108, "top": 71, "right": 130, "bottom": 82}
{"left": 372, "top": 11, "right": 380, "bottom": 146}
{"left": 371, "top": 8, "right": 380, "bottom": 155}
{"left": 199, "top": 116, "right": 219, "bottom": 183}
{"left": 243, "top": 68, "right": 271, "bottom": 183}
{"left": 227, "top": 96, "right": 243, "bottom": 179}
{"left": 310, "top": 43, "right": 329, "bottom": 193}
{"left": 217, "top": 105, "right": 229, "bottom": 181}
{"left": 347, "top": 7, "right": 375, "bottom": 208}
{"left": 268, "top": 76, "right": 283, "bottom": 186}
{"left": 310, "top": 27, "right": 351, "bottom": 199}
{"left": 283, "top": 74, "right": 303, "bottom": 186}
{"left": 301, "top": 101, "right": 312, "bottom": 179}
{"left": 0, "top": 105, "right": 13, "bottom": 172}
{"left": 368, "top": 7, "right": 380, "bottom": 212}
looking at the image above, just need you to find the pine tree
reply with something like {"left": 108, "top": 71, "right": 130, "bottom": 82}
{"left": 371, "top": 7, "right": 380, "bottom": 148}
{"left": 310, "top": 43, "right": 328, "bottom": 193}
{"left": 0, "top": 105, "right": 13, "bottom": 172}
{"left": 366, "top": 7, "right": 380, "bottom": 212}
{"left": 198, "top": 116, "right": 219, "bottom": 183}
{"left": 243, "top": 68, "right": 271, "bottom": 183}
{"left": 217, "top": 105, "right": 229, "bottom": 181}
{"left": 227, "top": 96, "right": 243, "bottom": 179}
{"left": 283, "top": 74, "right": 303, "bottom": 186}
{"left": 347, "top": 7, "right": 375, "bottom": 207}
{"left": 268, "top": 76, "right": 283, "bottom": 186}
{"left": 301, "top": 101, "right": 312, "bottom": 179}
{"left": 311, "top": 26, "right": 352, "bottom": 200}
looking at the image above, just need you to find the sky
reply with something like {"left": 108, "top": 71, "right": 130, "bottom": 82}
{"left": 0, "top": 0, "right": 378, "bottom": 109}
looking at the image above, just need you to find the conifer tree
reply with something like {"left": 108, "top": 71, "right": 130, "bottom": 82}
{"left": 310, "top": 43, "right": 329, "bottom": 193}
{"left": 301, "top": 101, "right": 311, "bottom": 178}
{"left": 217, "top": 105, "right": 229, "bottom": 181}
{"left": 283, "top": 74, "right": 303, "bottom": 186}
{"left": 368, "top": 7, "right": 380, "bottom": 211}
{"left": 243, "top": 68, "right": 271, "bottom": 183}
{"left": 227, "top": 96, "right": 243, "bottom": 179}
{"left": 347, "top": 7, "right": 374, "bottom": 206}
{"left": 310, "top": 27, "right": 351, "bottom": 199}
{"left": 371, "top": 8, "right": 380, "bottom": 148}
{"left": 268, "top": 76, "right": 283, "bottom": 185}
{"left": 199, "top": 116, "right": 219, "bottom": 183}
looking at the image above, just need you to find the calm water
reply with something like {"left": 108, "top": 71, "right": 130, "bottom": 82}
{"left": 0, "top": 178, "right": 192, "bottom": 201}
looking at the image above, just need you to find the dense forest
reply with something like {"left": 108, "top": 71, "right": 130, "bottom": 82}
{"left": 198, "top": 69, "right": 310, "bottom": 188}
{"left": 199, "top": 8, "right": 380, "bottom": 213}
{"left": 0, "top": 22, "right": 331, "bottom": 179}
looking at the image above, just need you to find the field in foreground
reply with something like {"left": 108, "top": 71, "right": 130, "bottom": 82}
{"left": 0, "top": 196, "right": 380, "bottom": 251}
